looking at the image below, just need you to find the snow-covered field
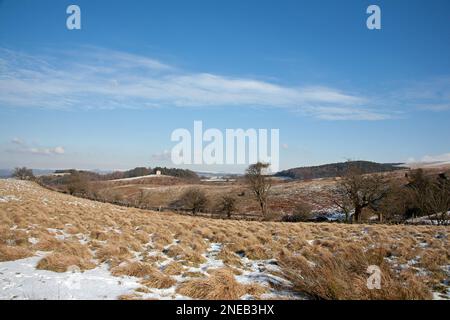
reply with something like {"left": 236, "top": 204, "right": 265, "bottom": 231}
{"left": 0, "top": 242, "right": 300, "bottom": 300}
{"left": 0, "top": 254, "right": 140, "bottom": 300}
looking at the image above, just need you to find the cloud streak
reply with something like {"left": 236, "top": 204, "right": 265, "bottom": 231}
{"left": 0, "top": 47, "right": 396, "bottom": 120}
{"left": 5, "top": 137, "right": 65, "bottom": 156}
{"left": 151, "top": 150, "right": 171, "bottom": 162}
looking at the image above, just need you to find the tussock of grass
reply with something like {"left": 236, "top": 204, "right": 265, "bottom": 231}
{"left": 180, "top": 249, "right": 207, "bottom": 266}
{"left": 419, "top": 248, "right": 449, "bottom": 272}
{"left": 245, "top": 244, "right": 271, "bottom": 260}
{"left": 96, "top": 244, "right": 132, "bottom": 263}
{"left": 163, "top": 261, "right": 185, "bottom": 275}
{"left": 207, "top": 266, "right": 242, "bottom": 276}
{"left": 134, "top": 230, "right": 150, "bottom": 244}
{"left": 217, "top": 247, "right": 242, "bottom": 267}
{"left": 176, "top": 268, "right": 266, "bottom": 300}
{"left": 0, "top": 228, "right": 29, "bottom": 247}
{"left": 58, "top": 241, "right": 92, "bottom": 260}
{"left": 36, "top": 252, "right": 95, "bottom": 272}
{"left": 0, "top": 244, "right": 32, "bottom": 261}
{"left": 279, "top": 243, "right": 433, "bottom": 300}
{"left": 65, "top": 225, "right": 80, "bottom": 234}
{"left": 90, "top": 229, "right": 108, "bottom": 241}
{"left": 33, "top": 234, "right": 63, "bottom": 251}
{"left": 141, "top": 253, "right": 164, "bottom": 264}
{"left": 165, "top": 244, "right": 206, "bottom": 266}
{"left": 111, "top": 261, "right": 156, "bottom": 277}
{"left": 182, "top": 271, "right": 205, "bottom": 278}
{"left": 135, "top": 286, "right": 151, "bottom": 293}
{"left": 151, "top": 232, "right": 173, "bottom": 249}
{"left": 165, "top": 245, "right": 185, "bottom": 258}
{"left": 141, "top": 270, "right": 176, "bottom": 289}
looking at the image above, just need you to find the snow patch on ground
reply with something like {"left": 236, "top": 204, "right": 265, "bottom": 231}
{"left": 0, "top": 195, "right": 20, "bottom": 203}
{"left": 0, "top": 254, "right": 140, "bottom": 300}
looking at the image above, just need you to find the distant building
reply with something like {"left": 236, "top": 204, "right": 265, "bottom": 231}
{"left": 156, "top": 170, "right": 161, "bottom": 176}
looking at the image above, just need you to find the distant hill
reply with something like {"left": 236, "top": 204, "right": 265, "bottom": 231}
{"left": 275, "top": 161, "right": 403, "bottom": 180}
{"left": 0, "top": 169, "right": 12, "bottom": 178}
{"left": 0, "top": 169, "right": 54, "bottom": 178}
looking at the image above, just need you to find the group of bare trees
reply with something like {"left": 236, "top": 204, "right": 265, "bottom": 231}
{"left": 332, "top": 166, "right": 390, "bottom": 223}
{"left": 14, "top": 162, "right": 448, "bottom": 224}
{"left": 177, "top": 188, "right": 237, "bottom": 218}
{"left": 178, "top": 188, "right": 209, "bottom": 215}
{"left": 332, "top": 165, "right": 450, "bottom": 224}
{"left": 406, "top": 169, "right": 450, "bottom": 225}
{"left": 12, "top": 167, "right": 35, "bottom": 180}
{"left": 176, "top": 162, "right": 272, "bottom": 218}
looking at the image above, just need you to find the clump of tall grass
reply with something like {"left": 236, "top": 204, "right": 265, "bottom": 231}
{"left": 279, "top": 243, "right": 432, "bottom": 300}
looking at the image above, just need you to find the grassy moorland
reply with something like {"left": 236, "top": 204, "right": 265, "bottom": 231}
{"left": 0, "top": 179, "right": 449, "bottom": 300}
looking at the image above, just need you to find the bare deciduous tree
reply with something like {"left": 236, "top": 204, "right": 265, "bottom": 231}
{"left": 135, "top": 189, "right": 148, "bottom": 207}
{"left": 66, "top": 172, "right": 90, "bottom": 196}
{"left": 407, "top": 169, "right": 431, "bottom": 220}
{"left": 408, "top": 170, "right": 450, "bottom": 225}
{"left": 179, "top": 188, "right": 208, "bottom": 215}
{"left": 12, "top": 167, "right": 35, "bottom": 180}
{"left": 282, "top": 201, "right": 314, "bottom": 222}
{"left": 245, "top": 162, "right": 272, "bottom": 217}
{"left": 426, "top": 177, "right": 450, "bottom": 225}
{"left": 216, "top": 195, "right": 237, "bottom": 218}
{"left": 334, "top": 165, "right": 390, "bottom": 223}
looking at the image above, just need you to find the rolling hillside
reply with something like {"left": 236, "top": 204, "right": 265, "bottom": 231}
{"left": 275, "top": 161, "right": 403, "bottom": 180}
{"left": 0, "top": 179, "right": 449, "bottom": 300}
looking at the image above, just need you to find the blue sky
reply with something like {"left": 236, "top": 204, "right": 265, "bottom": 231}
{"left": 0, "top": 0, "right": 449, "bottom": 172}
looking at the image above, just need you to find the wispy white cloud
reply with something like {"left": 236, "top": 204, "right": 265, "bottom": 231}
{"left": 389, "top": 77, "right": 450, "bottom": 113}
{"left": 29, "top": 147, "right": 65, "bottom": 155}
{"left": 151, "top": 150, "right": 171, "bottom": 161}
{"left": 0, "top": 47, "right": 390, "bottom": 120}
{"left": 5, "top": 137, "right": 65, "bottom": 156}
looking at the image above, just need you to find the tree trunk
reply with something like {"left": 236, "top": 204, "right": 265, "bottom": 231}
{"left": 354, "top": 206, "right": 362, "bottom": 223}
{"left": 260, "top": 200, "right": 267, "bottom": 216}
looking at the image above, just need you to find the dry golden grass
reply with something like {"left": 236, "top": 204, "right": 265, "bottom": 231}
{"left": 36, "top": 252, "right": 95, "bottom": 272}
{"left": 95, "top": 244, "right": 132, "bottom": 264}
{"left": 163, "top": 261, "right": 185, "bottom": 275}
{"left": 245, "top": 244, "right": 271, "bottom": 260}
{"left": 118, "top": 293, "right": 143, "bottom": 300}
{"left": 0, "top": 227, "right": 29, "bottom": 247}
{"left": 165, "top": 244, "right": 207, "bottom": 266}
{"left": 111, "top": 261, "right": 157, "bottom": 277}
{"left": 0, "top": 244, "right": 32, "bottom": 261}
{"left": 217, "top": 247, "right": 242, "bottom": 267}
{"left": 141, "top": 269, "right": 176, "bottom": 289}
{"left": 0, "top": 179, "right": 448, "bottom": 300}
{"left": 182, "top": 271, "right": 205, "bottom": 278}
{"left": 177, "top": 268, "right": 267, "bottom": 299}
{"left": 89, "top": 229, "right": 108, "bottom": 241}
{"left": 151, "top": 232, "right": 173, "bottom": 249}
{"left": 33, "top": 234, "right": 62, "bottom": 251}
{"left": 279, "top": 243, "right": 433, "bottom": 300}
